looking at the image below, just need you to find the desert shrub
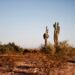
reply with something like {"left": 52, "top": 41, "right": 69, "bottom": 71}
{"left": 68, "top": 48, "right": 75, "bottom": 57}
{"left": 40, "top": 40, "right": 75, "bottom": 60}
{"left": 8, "top": 42, "right": 22, "bottom": 52}
{"left": 0, "top": 42, "right": 24, "bottom": 54}
{"left": 0, "top": 48, "right": 6, "bottom": 54}
{"left": 47, "top": 42, "right": 55, "bottom": 55}
{"left": 0, "top": 45, "right": 7, "bottom": 54}
{"left": 31, "top": 50, "right": 38, "bottom": 53}
{"left": 40, "top": 42, "right": 55, "bottom": 55}
{"left": 23, "top": 49, "right": 30, "bottom": 54}
{"left": 55, "top": 41, "right": 73, "bottom": 58}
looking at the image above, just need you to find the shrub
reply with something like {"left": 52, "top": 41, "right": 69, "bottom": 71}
{"left": 55, "top": 41, "right": 73, "bottom": 58}
{"left": 40, "top": 42, "right": 55, "bottom": 55}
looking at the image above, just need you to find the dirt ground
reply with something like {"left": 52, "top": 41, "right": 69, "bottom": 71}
{"left": 0, "top": 52, "right": 75, "bottom": 75}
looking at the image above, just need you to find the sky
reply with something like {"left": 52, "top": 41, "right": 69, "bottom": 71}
{"left": 0, "top": 0, "right": 75, "bottom": 48}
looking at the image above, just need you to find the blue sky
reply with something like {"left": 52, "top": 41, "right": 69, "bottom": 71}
{"left": 0, "top": 0, "right": 75, "bottom": 48}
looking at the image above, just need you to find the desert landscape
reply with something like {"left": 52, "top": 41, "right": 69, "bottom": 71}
{"left": 0, "top": 0, "right": 75, "bottom": 75}
{"left": 0, "top": 42, "right": 75, "bottom": 75}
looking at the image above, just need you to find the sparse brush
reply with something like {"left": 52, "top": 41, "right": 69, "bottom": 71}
{"left": 40, "top": 42, "right": 55, "bottom": 55}
{"left": 40, "top": 40, "right": 75, "bottom": 61}
{"left": 56, "top": 41, "right": 72, "bottom": 56}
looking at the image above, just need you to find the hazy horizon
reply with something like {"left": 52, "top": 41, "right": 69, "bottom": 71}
{"left": 0, "top": 0, "right": 75, "bottom": 48}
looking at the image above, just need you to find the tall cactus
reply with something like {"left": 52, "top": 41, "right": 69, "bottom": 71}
{"left": 53, "top": 22, "right": 60, "bottom": 48}
{"left": 43, "top": 26, "right": 49, "bottom": 49}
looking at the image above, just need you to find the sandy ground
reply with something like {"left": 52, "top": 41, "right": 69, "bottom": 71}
{"left": 0, "top": 52, "right": 75, "bottom": 75}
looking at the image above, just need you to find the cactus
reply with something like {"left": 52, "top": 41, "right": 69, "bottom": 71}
{"left": 53, "top": 22, "right": 60, "bottom": 48}
{"left": 43, "top": 26, "right": 49, "bottom": 49}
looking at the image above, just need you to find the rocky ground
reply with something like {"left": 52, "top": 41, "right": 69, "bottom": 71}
{"left": 0, "top": 51, "right": 75, "bottom": 75}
